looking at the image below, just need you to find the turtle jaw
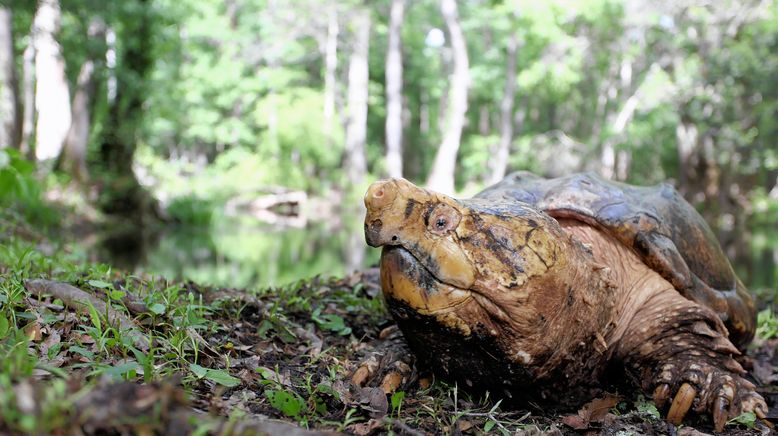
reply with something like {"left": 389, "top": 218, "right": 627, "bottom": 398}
{"left": 380, "top": 246, "right": 473, "bottom": 317}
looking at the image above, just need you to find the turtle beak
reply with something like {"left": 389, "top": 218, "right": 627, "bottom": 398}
{"left": 364, "top": 219, "right": 384, "bottom": 247}
{"left": 364, "top": 179, "right": 400, "bottom": 247}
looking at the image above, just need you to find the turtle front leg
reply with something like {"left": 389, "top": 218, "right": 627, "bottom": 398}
{"left": 616, "top": 288, "right": 768, "bottom": 431}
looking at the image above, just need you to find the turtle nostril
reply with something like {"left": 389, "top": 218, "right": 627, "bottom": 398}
{"left": 391, "top": 235, "right": 398, "bottom": 242}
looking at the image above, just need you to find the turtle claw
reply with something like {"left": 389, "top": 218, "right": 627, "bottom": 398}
{"left": 653, "top": 383, "right": 670, "bottom": 408}
{"left": 667, "top": 382, "right": 696, "bottom": 425}
{"left": 712, "top": 395, "right": 729, "bottom": 431}
{"left": 651, "top": 361, "right": 769, "bottom": 432}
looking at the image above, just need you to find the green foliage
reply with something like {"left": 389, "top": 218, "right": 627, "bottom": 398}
{"left": 189, "top": 363, "right": 241, "bottom": 387}
{"left": 265, "top": 389, "right": 306, "bottom": 418}
{"left": 727, "top": 411, "right": 756, "bottom": 429}
{"left": 635, "top": 397, "right": 660, "bottom": 420}
{"left": 756, "top": 308, "right": 778, "bottom": 340}
{"left": 0, "top": 149, "right": 54, "bottom": 226}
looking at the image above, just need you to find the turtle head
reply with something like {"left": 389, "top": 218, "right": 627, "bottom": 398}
{"left": 364, "top": 178, "right": 475, "bottom": 289}
{"left": 364, "top": 178, "right": 568, "bottom": 319}
{"left": 364, "top": 178, "right": 613, "bottom": 384}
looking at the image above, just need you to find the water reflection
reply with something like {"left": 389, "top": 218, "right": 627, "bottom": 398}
{"left": 97, "top": 214, "right": 776, "bottom": 295}
{"left": 99, "top": 213, "right": 379, "bottom": 290}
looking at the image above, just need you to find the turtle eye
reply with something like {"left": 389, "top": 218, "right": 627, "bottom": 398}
{"left": 427, "top": 204, "right": 461, "bottom": 235}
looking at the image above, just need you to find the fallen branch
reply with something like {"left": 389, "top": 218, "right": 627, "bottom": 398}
{"left": 24, "top": 279, "right": 149, "bottom": 351}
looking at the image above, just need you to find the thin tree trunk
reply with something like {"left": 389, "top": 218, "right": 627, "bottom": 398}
{"left": 343, "top": 9, "right": 370, "bottom": 186}
{"left": 0, "top": 6, "right": 21, "bottom": 149}
{"left": 19, "top": 43, "right": 35, "bottom": 158}
{"left": 323, "top": 7, "right": 338, "bottom": 148}
{"left": 426, "top": 0, "right": 470, "bottom": 194}
{"left": 33, "top": 0, "right": 71, "bottom": 161}
{"left": 488, "top": 32, "right": 519, "bottom": 185}
{"left": 477, "top": 105, "right": 490, "bottom": 135}
{"left": 60, "top": 60, "right": 96, "bottom": 182}
{"left": 60, "top": 20, "right": 104, "bottom": 182}
{"left": 384, "top": 0, "right": 405, "bottom": 178}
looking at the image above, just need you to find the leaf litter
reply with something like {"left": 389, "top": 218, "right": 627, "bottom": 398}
{"left": 0, "top": 265, "right": 775, "bottom": 434}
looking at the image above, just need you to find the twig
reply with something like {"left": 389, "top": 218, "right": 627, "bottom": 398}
{"left": 24, "top": 279, "right": 149, "bottom": 351}
{"left": 381, "top": 418, "right": 426, "bottom": 436}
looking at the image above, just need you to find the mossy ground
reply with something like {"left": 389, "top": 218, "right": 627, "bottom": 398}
{"left": 0, "top": 213, "right": 775, "bottom": 435}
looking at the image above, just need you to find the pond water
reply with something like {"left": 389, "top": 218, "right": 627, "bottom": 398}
{"left": 98, "top": 212, "right": 381, "bottom": 291}
{"left": 97, "top": 213, "right": 777, "bottom": 296}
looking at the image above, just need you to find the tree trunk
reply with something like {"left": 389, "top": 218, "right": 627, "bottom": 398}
{"left": 323, "top": 7, "right": 338, "bottom": 149}
{"left": 60, "top": 20, "right": 104, "bottom": 182}
{"left": 343, "top": 9, "right": 370, "bottom": 186}
{"left": 384, "top": 0, "right": 405, "bottom": 178}
{"left": 33, "top": 0, "right": 71, "bottom": 161}
{"left": 488, "top": 31, "right": 519, "bottom": 185}
{"left": 19, "top": 43, "right": 35, "bottom": 158}
{"left": 60, "top": 60, "right": 95, "bottom": 182}
{"left": 0, "top": 6, "right": 21, "bottom": 149}
{"left": 426, "top": 0, "right": 470, "bottom": 194}
{"left": 97, "top": 1, "right": 156, "bottom": 220}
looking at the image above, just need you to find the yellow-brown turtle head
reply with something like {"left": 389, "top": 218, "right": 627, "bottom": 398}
{"left": 364, "top": 178, "right": 614, "bottom": 393}
{"left": 364, "top": 178, "right": 569, "bottom": 320}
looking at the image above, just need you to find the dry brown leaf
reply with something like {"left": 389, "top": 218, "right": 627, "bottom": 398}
{"left": 583, "top": 394, "right": 620, "bottom": 422}
{"left": 40, "top": 328, "right": 61, "bottom": 356}
{"left": 561, "top": 414, "right": 588, "bottom": 430}
{"left": 418, "top": 377, "right": 431, "bottom": 389}
{"left": 379, "top": 372, "right": 402, "bottom": 394}
{"left": 457, "top": 419, "right": 473, "bottom": 432}
{"left": 351, "top": 355, "right": 378, "bottom": 387}
{"left": 24, "top": 322, "right": 42, "bottom": 341}
{"left": 359, "top": 387, "right": 388, "bottom": 418}
{"left": 350, "top": 418, "right": 382, "bottom": 436}
{"left": 562, "top": 394, "right": 620, "bottom": 430}
{"left": 352, "top": 366, "right": 371, "bottom": 387}
{"left": 378, "top": 325, "right": 398, "bottom": 340}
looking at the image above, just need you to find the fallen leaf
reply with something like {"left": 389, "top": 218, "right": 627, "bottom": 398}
{"left": 561, "top": 414, "right": 588, "bottom": 430}
{"left": 379, "top": 325, "right": 398, "bottom": 339}
{"left": 583, "top": 394, "right": 620, "bottom": 422}
{"left": 458, "top": 419, "right": 473, "bottom": 432}
{"left": 562, "top": 394, "right": 620, "bottom": 430}
{"left": 352, "top": 355, "right": 378, "bottom": 387}
{"left": 380, "top": 372, "right": 402, "bottom": 394}
{"left": 40, "top": 328, "right": 61, "bottom": 356}
{"left": 350, "top": 418, "right": 382, "bottom": 436}
{"left": 359, "top": 387, "right": 388, "bottom": 418}
{"left": 678, "top": 429, "right": 713, "bottom": 436}
{"left": 24, "top": 322, "right": 42, "bottom": 341}
{"left": 352, "top": 366, "right": 371, "bottom": 387}
{"left": 418, "top": 378, "right": 431, "bottom": 389}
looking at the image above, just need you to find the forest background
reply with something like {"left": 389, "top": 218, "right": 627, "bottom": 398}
{"left": 0, "top": 0, "right": 777, "bottom": 301}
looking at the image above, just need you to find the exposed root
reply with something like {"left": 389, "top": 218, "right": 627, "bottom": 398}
{"left": 24, "top": 279, "right": 149, "bottom": 351}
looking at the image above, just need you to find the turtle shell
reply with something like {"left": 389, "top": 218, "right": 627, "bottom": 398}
{"left": 476, "top": 171, "right": 756, "bottom": 349}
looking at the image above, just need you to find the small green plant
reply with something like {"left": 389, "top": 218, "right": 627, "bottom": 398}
{"left": 311, "top": 307, "right": 352, "bottom": 336}
{"left": 756, "top": 308, "right": 778, "bottom": 339}
{"left": 265, "top": 389, "right": 306, "bottom": 417}
{"left": 391, "top": 391, "right": 405, "bottom": 417}
{"left": 635, "top": 396, "right": 660, "bottom": 420}
{"left": 189, "top": 363, "right": 241, "bottom": 387}
{"left": 727, "top": 411, "right": 756, "bottom": 429}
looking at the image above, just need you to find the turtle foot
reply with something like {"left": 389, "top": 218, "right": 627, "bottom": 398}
{"left": 651, "top": 359, "right": 768, "bottom": 431}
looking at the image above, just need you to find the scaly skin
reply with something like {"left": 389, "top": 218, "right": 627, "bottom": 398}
{"left": 364, "top": 178, "right": 768, "bottom": 431}
{"left": 563, "top": 220, "right": 768, "bottom": 431}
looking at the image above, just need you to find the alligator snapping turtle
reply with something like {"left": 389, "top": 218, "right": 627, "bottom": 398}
{"left": 363, "top": 172, "right": 768, "bottom": 431}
